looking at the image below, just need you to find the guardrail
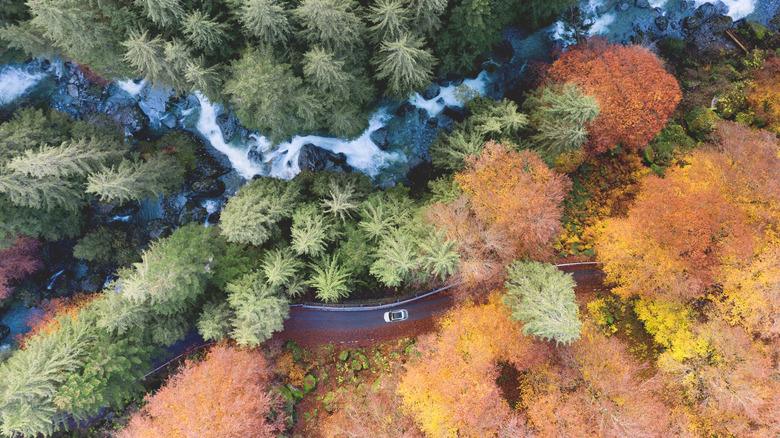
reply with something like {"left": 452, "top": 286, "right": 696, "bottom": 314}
{"left": 290, "top": 261, "right": 603, "bottom": 312}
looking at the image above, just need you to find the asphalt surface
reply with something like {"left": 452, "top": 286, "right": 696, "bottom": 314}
{"left": 280, "top": 263, "right": 605, "bottom": 347}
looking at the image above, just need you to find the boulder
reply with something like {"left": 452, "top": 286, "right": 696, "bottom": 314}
{"left": 420, "top": 83, "right": 440, "bottom": 100}
{"left": 147, "top": 218, "right": 173, "bottom": 240}
{"left": 443, "top": 105, "right": 468, "bottom": 123}
{"left": 0, "top": 324, "right": 10, "bottom": 342}
{"left": 193, "top": 151, "right": 231, "bottom": 179}
{"left": 160, "top": 113, "right": 178, "bottom": 129}
{"left": 445, "top": 72, "right": 464, "bottom": 86}
{"left": 207, "top": 212, "right": 220, "bottom": 225}
{"left": 655, "top": 15, "right": 669, "bottom": 31}
{"left": 112, "top": 104, "right": 148, "bottom": 135}
{"left": 177, "top": 201, "right": 209, "bottom": 226}
{"left": 298, "top": 144, "right": 354, "bottom": 173}
{"left": 190, "top": 177, "right": 226, "bottom": 198}
{"left": 683, "top": 16, "right": 701, "bottom": 30}
{"left": 216, "top": 113, "right": 241, "bottom": 143}
{"left": 370, "top": 126, "right": 391, "bottom": 150}
{"left": 635, "top": 0, "right": 650, "bottom": 8}
{"left": 395, "top": 101, "right": 416, "bottom": 117}
{"left": 247, "top": 147, "right": 264, "bottom": 165}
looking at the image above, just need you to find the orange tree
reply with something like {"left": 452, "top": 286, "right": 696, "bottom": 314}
{"left": 430, "top": 141, "right": 570, "bottom": 287}
{"left": 0, "top": 236, "right": 42, "bottom": 301}
{"left": 546, "top": 37, "right": 682, "bottom": 155}
{"left": 120, "top": 345, "right": 284, "bottom": 438}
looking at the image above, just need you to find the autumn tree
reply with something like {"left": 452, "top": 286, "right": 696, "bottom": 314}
{"left": 522, "top": 324, "right": 674, "bottom": 437}
{"left": 398, "top": 294, "right": 548, "bottom": 437}
{"left": 0, "top": 236, "right": 42, "bottom": 301}
{"left": 546, "top": 38, "right": 682, "bottom": 155}
{"left": 454, "top": 141, "right": 571, "bottom": 260}
{"left": 120, "top": 346, "right": 284, "bottom": 438}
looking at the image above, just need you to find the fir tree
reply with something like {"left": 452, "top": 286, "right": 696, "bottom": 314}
{"left": 419, "top": 231, "right": 459, "bottom": 281}
{"left": 7, "top": 138, "right": 122, "bottom": 178}
{"left": 183, "top": 10, "right": 228, "bottom": 54}
{"left": 226, "top": 271, "right": 289, "bottom": 347}
{"left": 293, "top": 0, "right": 365, "bottom": 55}
{"left": 309, "top": 255, "right": 351, "bottom": 302}
{"left": 370, "top": 229, "right": 422, "bottom": 287}
{"left": 197, "top": 300, "right": 233, "bottom": 342}
{"left": 86, "top": 154, "right": 184, "bottom": 204}
{"left": 322, "top": 180, "right": 359, "bottom": 221}
{"left": 291, "top": 205, "right": 330, "bottom": 257}
{"left": 220, "top": 177, "right": 301, "bottom": 245}
{"left": 503, "top": 260, "right": 582, "bottom": 344}
{"left": 261, "top": 248, "right": 303, "bottom": 290}
{"left": 134, "top": 0, "right": 183, "bottom": 28}
{"left": 302, "top": 48, "right": 351, "bottom": 95}
{"left": 367, "top": 0, "right": 410, "bottom": 44}
{"left": 373, "top": 34, "right": 435, "bottom": 100}
{"left": 0, "top": 173, "right": 83, "bottom": 211}
{"left": 235, "top": 0, "right": 292, "bottom": 46}
{"left": 407, "top": 0, "right": 447, "bottom": 36}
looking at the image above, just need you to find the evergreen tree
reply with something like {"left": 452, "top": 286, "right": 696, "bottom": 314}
{"left": 358, "top": 198, "right": 395, "bottom": 241}
{"left": 0, "top": 108, "right": 71, "bottom": 163}
{"left": 86, "top": 154, "right": 184, "bottom": 204}
{"left": 235, "top": 0, "right": 292, "bottom": 46}
{"left": 0, "top": 173, "right": 83, "bottom": 211}
{"left": 261, "top": 248, "right": 303, "bottom": 290}
{"left": 135, "top": 0, "right": 183, "bottom": 28}
{"left": 367, "top": 0, "right": 410, "bottom": 44}
{"left": 293, "top": 0, "right": 365, "bottom": 55}
{"left": 183, "top": 10, "right": 228, "bottom": 54}
{"left": 220, "top": 177, "right": 302, "bottom": 245}
{"left": 226, "top": 271, "right": 289, "bottom": 347}
{"left": 0, "top": 23, "right": 57, "bottom": 59}
{"left": 525, "top": 83, "right": 599, "bottom": 168}
{"left": 370, "top": 229, "right": 422, "bottom": 287}
{"left": 419, "top": 230, "right": 459, "bottom": 281}
{"left": 7, "top": 138, "right": 122, "bottom": 178}
{"left": 291, "top": 205, "right": 330, "bottom": 257}
{"left": 309, "top": 255, "right": 351, "bottom": 302}
{"left": 197, "top": 300, "right": 233, "bottom": 341}
{"left": 225, "top": 48, "right": 317, "bottom": 143}
{"left": 122, "top": 31, "right": 192, "bottom": 91}
{"left": 322, "top": 180, "right": 359, "bottom": 221}
{"left": 302, "top": 48, "right": 351, "bottom": 96}
{"left": 407, "top": 0, "right": 447, "bottom": 36}
{"left": 503, "top": 260, "right": 582, "bottom": 344}
{"left": 373, "top": 34, "right": 435, "bottom": 100}
{"left": 470, "top": 99, "right": 527, "bottom": 141}
{"left": 0, "top": 197, "right": 82, "bottom": 242}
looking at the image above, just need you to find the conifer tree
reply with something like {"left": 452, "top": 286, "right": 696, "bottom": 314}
{"left": 302, "top": 48, "right": 351, "bottom": 95}
{"left": 261, "top": 248, "right": 303, "bottom": 290}
{"left": 373, "top": 34, "right": 435, "bottom": 100}
{"left": 197, "top": 300, "right": 233, "bottom": 341}
{"left": 183, "top": 10, "right": 228, "bottom": 54}
{"left": 0, "top": 173, "right": 83, "bottom": 211}
{"left": 370, "top": 229, "right": 422, "bottom": 287}
{"left": 503, "top": 261, "right": 582, "bottom": 344}
{"left": 322, "top": 180, "right": 359, "bottom": 221}
{"left": 7, "top": 138, "right": 122, "bottom": 178}
{"left": 135, "top": 0, "right": 183, "bottom": 28}
{"left": 291, "top": 206, "right": 330, "bottom": 257}
{"left": 407, "top": 0, "right": 447, "bottom": 36}
{"left": 293, "top": 0, "right": 365, "bottom": 55}
{"left": 220, "top": 177, "right": 301, "bottom": 245}
{"left": 309, "top": 255, "right": 351, "bottom": 302}
{"left": 419, "top": 231, "right": 459, "bottom": 281}
{"left": 236, "top": 0, "right": 292, "bottom": 46}
{"left": 226, "top": 271, "right": 289, "bottom": 347}
{"left": 367, "top": 0, "right": 410, "bottom": 43}
{"left": 86, "top": 154, "right": 184, "bottom": 204}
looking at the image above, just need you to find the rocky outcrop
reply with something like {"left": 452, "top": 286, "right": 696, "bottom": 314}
{"left": 190, "top": 177, "right": 226, "bottom": 198}
{"left": 369, "top": 126, "right": 390, "bottom": 150}
{"left": 177, "top": 201, "right": 209, "bottom": 226}
{"left": 298, "top": 144, "right": 354, "bottom": 173}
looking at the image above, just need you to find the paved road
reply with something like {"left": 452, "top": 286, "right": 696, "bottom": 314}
{"left": 281, "top": 263, "right": 604, "bottom": 346}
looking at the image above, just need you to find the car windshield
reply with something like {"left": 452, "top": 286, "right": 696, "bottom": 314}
{"left": 392, "top": 311, "right": 403, "bottom": 318}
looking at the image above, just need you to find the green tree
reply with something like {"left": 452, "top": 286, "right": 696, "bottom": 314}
{"left": 0, "top": 108, "right": 71, "bottom": 163}
{"left": 7, "top": 138, "right": 122, "bottom": 178}
{"left": 322, "top": 180, "right": 359, "bottom": 221}
{"left": 525, "top": 82, "right": 599, "bottom": 168}
{"left": 235, "top": 0, "right": 292, "bottom": 46}
{"left": 86, "top": 154, "right": 185, "bottom": 204}
{"left": 226, "top": 271, "right": 290, "bottom": 347}
{"left": 261, "top": 248, "right": 304, "bottom": 291}
{"left": 370, "top": 229, "right": 422, "bottom": 287}
{"left": 183, "top": 10, "right": 228, "bottom": 54}
{"left": 225, "top": 48, "right": 317, "bottom": 143}
{"left": 302, "top": 47, "right": 351, "bottom": 96}
{"left": 309, "top": 255, "right": 351, "bottom": 302}
{"left": 373, "top": 34, "right": 435, "bottom": 100}
{"left": 0, "top": 198, "right": 82, "bottom": 242}
{"left": 407, "top": 0, "right": 447, "bottom": 36}
{"left": 220, "top": 177, "right": 301, "bottom": 246}
{"left": 197, "top": 300, "right": 233, "bottom": 341}
{"left": 502, "top": 261, "right": 582, "bottom": 344}
{"left": 122, "top": 31, "right": 193, "bottom": 91}
{"left": 419, "top": 230, "right": 459, "bottom": 281}
{"left": 291, "top": 205, "right": 330, "bottom": 257}
{"left": 0, "top": 173, "right": 83, "bottom": 211}
{"left": 135, "top": 0, "right": 183, "bottom": 28}
{"left": 293, "top": 0, "right": 365, "bottom": 55}
{"left": 367, "top": 0, "right": 410, "bottom": 43}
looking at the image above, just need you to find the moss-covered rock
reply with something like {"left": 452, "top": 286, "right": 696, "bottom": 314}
{"left": 303, "top": 375, "right": 317, "bottom": 394}
{"left": 338, "top": 350, "right": 350, "bottom": 361}
{"left": 684, "top": 106, "right": 719, "bottom": 141}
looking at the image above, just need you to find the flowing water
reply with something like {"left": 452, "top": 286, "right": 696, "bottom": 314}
{"left": 0, "top": 63, "right": 47, "bottom": 105}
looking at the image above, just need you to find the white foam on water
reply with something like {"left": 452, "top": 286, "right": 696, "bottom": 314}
{"left": 589, "top": 12, "right": 616, "bottom": 35}
{"left": 649, "top": 0, "right": 668, "bottom": 7}
{"left": 117, "top": 79, "right": 146, "bottom": 97}
{"left": 695, "top": 0, "right": 756, "bottom": 19}
{"left": 0, "top": 65, "right": 46, "bottom": 104}
{"left": 410, "top": 71, "right": 490, "bottom": 117}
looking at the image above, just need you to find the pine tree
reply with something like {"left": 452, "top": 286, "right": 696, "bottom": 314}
{"left": 220, "top": 177, "right": 301, "bottom": 246}
{"left": 367, "top": 0, "right": 410, "bottom": 44}
{"left": 0, "top": 108, "right": 71, "bottom": 163}
{"left": 197, "top": 300, "right": 233, "bottom": 341}
{"left": 293, "top": 0, "right": 365, "bottom": 55}
{"left": 0, "top": 23, "right": 57, "bottom": 59}
{"left": 0, "top": 172, "right": 84, "bottom": 211}
{"left": 121, "top": 29, "right": 168, "bottom": 88}
{"left": 86, "top": 154, "right": 184, "bottom": 203}
{"left": 503, "top": 261, "right": 582, "bottom": 344}
{"left": 7, "top": 138, "right": 122, "bottom": 178}
{"left": 302, "top": 48, "right": 351, "bottom": 95}
{"left": 183, "top": 10, "right": 228, "bottom": 54}
{"left": 134, "top": 0, "right": 183, "bottom": 28}
{"left": 370, "top": 229, "right": 421, "bottom": 287}
{"left": 226, "top": 272, "right": 290, "bottom": 347}
{"left": 407, "top": 0, "right": 447, "bottom": 36}
{"left": 291, "top": 205, "right": 330, "bottom": 257}
{"left": 261, "top": 248, "right": 303, "bottom": 290}
{"left": 358, "top": 199, "right": 395, "bottom": 241}
{"left": 373, "top": 34, "right": 435, "bottom": 100}
{"left": 471, "top": 99, "right": 527, "bottom": 141}
{"left": 236, "top": 0, "right": 292, "bottom": 46}
{"left": 526, "top": 82, "right": 599, "bottom": 166}
{"left": 309, "top": 255, "right": 351, "bottom": 302}
{"left": 419, "top": 230, "right": 459, "bottom": 281}
{"left": 322, "top": 180, "right": 358, "bottom": 221}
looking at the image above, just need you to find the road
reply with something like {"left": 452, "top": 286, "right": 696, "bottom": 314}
{"left": 280, "top": 263, "right": 605, "bottom": 347}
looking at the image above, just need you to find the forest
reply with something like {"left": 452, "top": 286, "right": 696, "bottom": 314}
{"left": 0, "top": 0, "right": 779, "bottom": 436}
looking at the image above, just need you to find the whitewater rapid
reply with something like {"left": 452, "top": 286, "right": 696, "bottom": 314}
{"left": 0, "top": 64, "right": 47, "bottom": 105}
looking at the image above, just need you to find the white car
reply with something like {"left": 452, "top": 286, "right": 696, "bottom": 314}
{"left": 383, "top": 309, "right": 408, "bottom": 322}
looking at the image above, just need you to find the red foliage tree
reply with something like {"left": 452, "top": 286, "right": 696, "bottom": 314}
{"left": 0, "top": 236, "right": 42, "bottom": 301}
{"left": 546, "top": 38, "right": 682, "bottom": 155}
{"left": 430, "top": 142, "right": 570, "bottom": 287}
{"left": 120, "top": 345, "right": 284, "bottom": 438}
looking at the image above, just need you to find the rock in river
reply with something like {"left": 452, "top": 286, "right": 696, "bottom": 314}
{"left": 298, "top": 144, "right": 354, "bottom": 173}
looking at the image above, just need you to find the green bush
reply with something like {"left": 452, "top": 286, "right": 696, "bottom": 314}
{"left": 684, "top": 106, "right": 719, "bottom": 142}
